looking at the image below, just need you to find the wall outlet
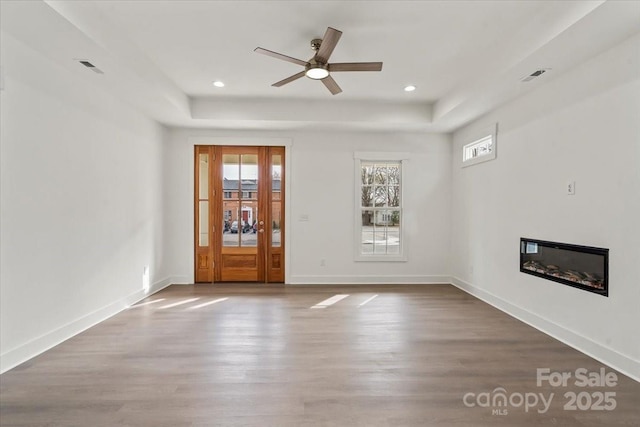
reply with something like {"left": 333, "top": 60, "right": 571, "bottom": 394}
{"left": 567, "top": 180, "right": 576, "bottom": 195}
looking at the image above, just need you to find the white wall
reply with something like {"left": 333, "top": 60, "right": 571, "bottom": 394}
{"left": 163, "top": 129, "right": 452, "bottom": 284}
{"left": 450, "top": 33, "right": 640, "bottom": 380}
{"left": 0, "top": 33, "right": 170, "bottom": 372}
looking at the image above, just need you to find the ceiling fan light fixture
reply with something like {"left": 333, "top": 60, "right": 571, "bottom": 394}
{"left": 255, "top": 27, "right": 382, "bottom": 95}
{"left": 213, "top": 80, "right": 225, "bottom": 88}
{"left": 404, "top": 85, "right": 417, "bottom": 92}
{"left": 305, "top": 66, "right": 329, "bottom": 80}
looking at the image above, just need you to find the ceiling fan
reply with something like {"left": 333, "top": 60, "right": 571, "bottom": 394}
{"left": 254, "top": 27, "right": 383, "bottom": 95}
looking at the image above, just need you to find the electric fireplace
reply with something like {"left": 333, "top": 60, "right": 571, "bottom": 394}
{"left": 520, "top": 238, "right": 608, "bottom": 297}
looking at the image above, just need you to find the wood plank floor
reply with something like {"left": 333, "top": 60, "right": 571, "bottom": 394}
{"left": 1, "top": 284, "right": 639, "bottom": 426}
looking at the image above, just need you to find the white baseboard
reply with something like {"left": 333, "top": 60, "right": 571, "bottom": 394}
{"left": 168, "top": 276, "right": 191, "bottom": 285}
{"left": 0, "top": 276, "right": 175, "bottom": 374}
{"left": 450, "top": 276, "right": 640, "bottom": 383}
{"left": 289, "top": 274, "right": 450, "bottom": 285}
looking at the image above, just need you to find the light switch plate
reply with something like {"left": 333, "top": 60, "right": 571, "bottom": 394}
{"left": 567, "top": 180, "right": 576, "bottom": 195}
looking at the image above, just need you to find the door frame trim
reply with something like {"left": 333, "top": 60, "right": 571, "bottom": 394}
{"left": 188, "top": 136, "right": 292, "bottom": 284}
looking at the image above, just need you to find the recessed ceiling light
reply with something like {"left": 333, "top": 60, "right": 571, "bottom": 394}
{"left": 213, "top": 81, "right": 225, "bottom": 88}
{"left": 404, "top": 85, "right": 416, "bottom": 92}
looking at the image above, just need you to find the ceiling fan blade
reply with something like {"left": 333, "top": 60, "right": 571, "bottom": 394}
{"left": 254, "top": 47, "right": 308, "bottom": 67}
{"left": 329, "top": 62, "right": 383, "bottom": 72}
{"left": 315, "top": 27, "right": 342, "bottom": 63}
{"left": 321, "top": 75, "right": 342, "bottom": 95}
{"left": 272, "top": 71, "right": 306, "bottom": 87}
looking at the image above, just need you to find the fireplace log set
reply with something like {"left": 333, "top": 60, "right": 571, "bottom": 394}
{"left": 522, "top": 260, "right": 605, "bottom": 290}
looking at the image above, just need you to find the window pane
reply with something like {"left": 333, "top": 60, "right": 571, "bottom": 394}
{"left": 361, "top": 186, "right": 373, "bottom": 207}
{"left": 463, "top": 135, "right": 493, "bottom": 162}
{"left": 360, "top": 209, "right": 374, "bottom": 254}
{"left": 374, "top": 227, "right": 388, "bottom": 255}
{"left": 361, "top": 209, "right": 374, "bottom": 227}
{"left": 387, "top": 219, "right": 401, "bottom": 254}
{"left": 374, "top": 186, "right": 387, "bottom": 207}
{"left": 388, "top": 185, "right": 400, "bottom": 207}
{"left": 372, "top": 212, "right": 401, "bottom": 255}
{"left": 272, "top": 201, "right": 281, "bottom": 247}
{"left": 199, "top": 154, "right": 208, "bottom": 199}
{"left": 374, "top": 165, "right": 388, "bottom": 185}
{"left": 361, "top": 163, "right": 374, "bottom": 185}
{"left": 361, "top": 230, "right": 374, "bottom": 254}
{"left": 199, "top": 201, "right": 208, "bottom": 246}
{"left": 387, "top": 164, "right": 400, "bottom": 185}
{"left": 388, "top": 210, "right": 401, "bottom": 226}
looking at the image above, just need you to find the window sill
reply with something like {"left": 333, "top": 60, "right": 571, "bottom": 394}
{"left": 355, "top": 255, "right": 407, "bottom": 263}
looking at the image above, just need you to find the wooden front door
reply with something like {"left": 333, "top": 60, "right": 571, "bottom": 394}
{"left": 195, "top": 146, "right": 285, "bottom": 283}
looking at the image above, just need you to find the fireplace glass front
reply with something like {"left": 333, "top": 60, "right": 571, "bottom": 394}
{"left": 520, "top": 238, "right": 608, "bottom": 297}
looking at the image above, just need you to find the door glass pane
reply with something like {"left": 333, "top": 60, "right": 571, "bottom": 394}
{"left": 199, "top": 201, "right": 209, "bottom": 246}
{"left": 223, "top": 154, "right": 240, "bottom": 192}
{"left": 241, "top": 154, "right": 258, "bottom": 192}
{"left": 272, "top": 152, "right": 282, "bottom": 243}
{"left": 199, "top": 153, "right": 208, "bottom": 199}
{"left": 240, "top": 154, "right": 258, "bottom": 247}
{"left": 223, "top": 203, "right": 239, "bottom": 247}
{"left": 241, "top": 204, "right": 258, "bottom": 247}
{"left": 272, "top": 202, "right": 281, "bottom": 247}
{"left": 272, "top": 154, "right": 282, "bottom": 194}
{"left": 222, "top": 154, "right": 240, "bottom": 247}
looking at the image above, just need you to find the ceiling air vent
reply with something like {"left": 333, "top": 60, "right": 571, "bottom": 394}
{"left": 77, "top": 60, "right": 104, "bottom": 74}
{"left": 520, "top": 69, "right": 549, "bottom": 82}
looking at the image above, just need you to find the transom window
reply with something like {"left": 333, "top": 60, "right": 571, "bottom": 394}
{"left": 461, "top": 123, "right": 498, "bottom": 167}
{"left": 354, "top": 152, "right": 407, "bottom": 261}
{"left": 463, "top": 135, "right": 493, "bottom": 162}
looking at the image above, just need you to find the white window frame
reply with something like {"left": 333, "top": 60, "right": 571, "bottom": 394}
{"left": 462, "top": 123, "right": 498, "bottom": 167}
{"left": 354, "top": 152, "right": 409, "bottom": 262}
